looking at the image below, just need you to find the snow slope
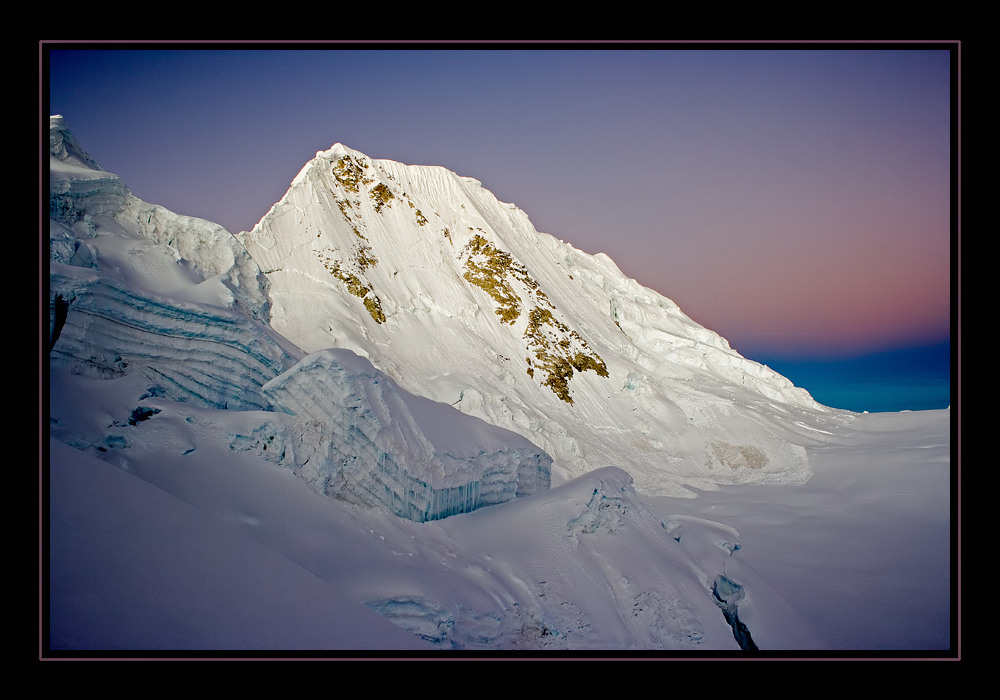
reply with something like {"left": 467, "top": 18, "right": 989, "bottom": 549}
{"left": 47, "top": 366, "right": 951, "bottom": 652}
{"left": 45, "top": 118, "right": 953, "bottom": 653}
{"left": 48, "top": 368, "right": 742, "bottom": 650}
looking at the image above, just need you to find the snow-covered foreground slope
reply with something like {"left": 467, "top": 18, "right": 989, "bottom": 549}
{"left": 48, "top": 368, "right": 733, "bottom": 650}
{"left": 45, "top": 117, "right": 953, "bottom": 653}
{"left": 48, "top": 368, "right": 950, "bottom": 651}
{"left": 655, "top": 408, "right": 952, "bottom": 650}
{"left": 237, "top": 144, "right": 827, "bottom": 497}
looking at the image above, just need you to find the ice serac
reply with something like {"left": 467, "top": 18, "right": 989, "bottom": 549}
{"left": 48, "top": 117, "right": 299, "bottom": 410}
{"left": 262, "top": 348, "right": 552, "bottom": 522}
{"left": 49, "top": 115, "right": 272, "bottom": 324}
{"left": 237, "top": 143, "right": 829, "bottom": 496}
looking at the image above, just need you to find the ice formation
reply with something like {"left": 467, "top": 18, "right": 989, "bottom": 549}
{"left": 261, "top": 348, "right": 551, "bottom": 521}
{"left": 49, "top": 115, "right": 272, "bottom": 323}
{"left": 49, "top": 263, "right": 300, "bottom": 411}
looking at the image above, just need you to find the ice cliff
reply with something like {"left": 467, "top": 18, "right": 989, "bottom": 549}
{"left": 261, "top": 348, "right": 550, "bottom": 521}
{"left": 49, "top": 263, "right": 300, "bottom": 411}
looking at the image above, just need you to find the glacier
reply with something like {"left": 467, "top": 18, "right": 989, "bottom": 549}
{"left": 50, "top": 115, "right": 273, "bottom": 323}
{"left": 44, "top": 117, "right": 953, "bottom": 654}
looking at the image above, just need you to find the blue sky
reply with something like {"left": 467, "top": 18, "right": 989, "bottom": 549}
{"left": 45, "top": 42, "right": 956, "bottom": 412}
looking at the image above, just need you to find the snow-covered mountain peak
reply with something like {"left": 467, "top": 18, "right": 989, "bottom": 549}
{"left": 47, "top": 115, "right": 826, "bottom": 502}
{"left": 236, "top": 139, "right": 828, "bottom": 497}
{"left": 47, "top": 117, "right": 548, "bottom": 524}
{"left": 290, "top": 142, "right": 364, "bottom": 187}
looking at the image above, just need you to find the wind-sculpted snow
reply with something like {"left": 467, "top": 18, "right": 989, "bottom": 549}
{"left": 49, "top": 263, "right": 300, "bottom": 411}
{"left": 356, "top": 467, "right": 750, "bottom": 650}
{"left": 261, "top": 348, "right": 552, "bottom": 522}
{"left": 237, "top": 142, "right": 829, "bottom": 496}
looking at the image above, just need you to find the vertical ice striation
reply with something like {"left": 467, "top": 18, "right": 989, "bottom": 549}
{"left": 262, "top": 348, "right": 552, "bottom": 521}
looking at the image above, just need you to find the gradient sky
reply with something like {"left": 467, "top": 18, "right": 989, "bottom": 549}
{"left": 44, "top": 43, "right": 956, "bottom": 411}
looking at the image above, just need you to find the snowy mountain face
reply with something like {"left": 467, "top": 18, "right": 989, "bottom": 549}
{"left": 46, "top": 117, "right": 952, "bottom": 653}
{"left": 48, "top": 116, "right": 547, "bottom": 523}
{"left": 236, "top": 143, "right": 826, "bottom": 497}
